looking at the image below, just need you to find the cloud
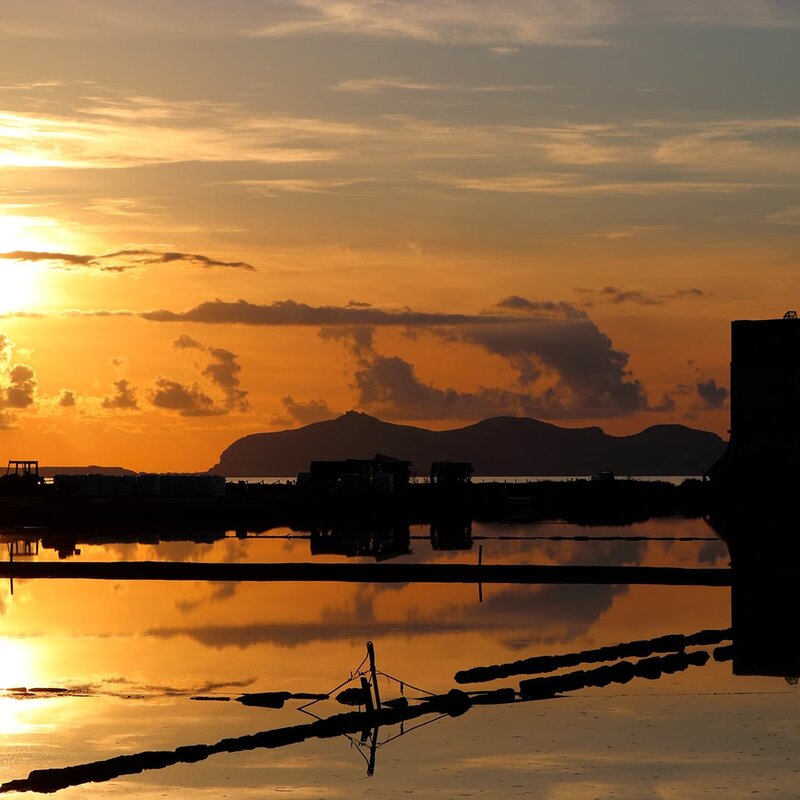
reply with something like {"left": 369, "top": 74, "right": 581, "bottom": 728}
{"left": 765, "top": 205, "right": 800, "bottom": 225}
{"left": 456, "top": 313, "right": 650, "bottom": 416}
{"left": 149, "top": 337, "right": 251, "bottom": 417}
{"left": 173, "top": 334, "right": 203, "bottom": 350}
{"left": 202, "top": 348, "right": 250, "bottom": 412}
{"left": 0, "top": 334, "right": 38, "bottom": 413}
{"left": 494, "top": 296, "right": 588, "bottom": 318}
{"left": 695, "top": 379, "right": 728, "bottom": 410}
{"left": 0, "top": 248, "right": 254, "bottom": 272}
{"left": 1, "top": 1, "right": 798, "bottom": 43}
{"left": 148, "top": 379, "right": 225, "bottom": 417}
{"left": 4, "top": 364, "right": 37, "bottom": 408}
{"left": 102, "top": 379, "right": 139, "bottom": 410}
{"left": 58, "top": 389, "right": 77, "bottom": 407}
{"left": 332, "top": 77, "right": 548, "bottom": 93}
{"left": 218, "top": 178, "right": 371, "bottom": 196}
{"left": 0, "top": 99, "right": 357, "bottom": 170}
{"left": 251, "top": 1, "right": 800, "bottom": 45}
{"left": 0, "top": 250, "right": 93, "bottom": 266}
{"left": 271, "top": 395, "right": 339, "bottom": 427}
{"left": 575, "top": 286, "right": 706, "bottom": 306}
{"left": 322, "top": 304, "right": 653, "bottom": 420}
{"left": 141, "top": 298, "right": 521, "bottom": 326}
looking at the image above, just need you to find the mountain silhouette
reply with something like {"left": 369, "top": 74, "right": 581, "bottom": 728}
{"left": 210, "top": 411, "right": 726, "bottom": 477}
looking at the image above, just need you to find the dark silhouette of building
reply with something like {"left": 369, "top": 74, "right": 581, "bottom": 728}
{"left": 708, "top": 311, "right": 800, "bottom": 485}
{"left": 299, "top": 454, "right": 411, "bottom": 494}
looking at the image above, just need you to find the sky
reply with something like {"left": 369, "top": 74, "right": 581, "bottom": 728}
{"left": 0, "top": 0, "right": 797, "bottom": 470}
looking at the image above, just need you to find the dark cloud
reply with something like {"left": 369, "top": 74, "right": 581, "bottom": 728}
{"left": 202, "top": 348, "right": 250, "bottom": 412}
{"left": 456, "top": 315, "right": 650, "bottom": 417}
{"left": 0, "top": 335, "right": 38, "bottom": 411}
{"left": 173, "top": 334, "right": 203, "bottom": 350}
{"left": 152, "top": 338, "right": 250, "bottom": 417}
{"left": 0, "top": 249, "right": 254, "bottom": 272}
{"left": 494, "top": 296, "right": 587, "bottom": 318}
{"left": 4, "top": 364, "right": 37, "bottom": 408}
{"left": 272, "top": 395, "right": 338, "bottom": 426}
{"left": 102, "top": 249, "right": 255, "bottom": 271}
{"left": 0, "top": 250, "right": 93, "bottom": 265}
{"left": 141, "top": 299, "right": 521, "bottom": 326}
{"left": 575, "top": 286, "right": 706, "bottom": 306}
{"left": 58, "top": 390, "right": 77, "bottom": 408}
{"left": 102, "top": 379, "right": 139, "bottom": 410}
{"left": 322, "top": 316, "right": 651, "bottom": 420}
{"left": 696, "top": 378, "right": 728, "bottom": 409}
{"left": 148, "top": 378, "right": 224, "bottom": 416}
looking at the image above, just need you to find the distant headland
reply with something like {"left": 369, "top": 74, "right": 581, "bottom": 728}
{"left": 210, "top": 412, "right": 726, "bottom": 477}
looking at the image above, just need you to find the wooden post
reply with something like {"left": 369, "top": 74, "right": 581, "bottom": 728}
{"left": 366, "top": 640, "right": 382, "bottom": 710}
{"left": 359, "top": 676, "right": 374, "bottom": 715}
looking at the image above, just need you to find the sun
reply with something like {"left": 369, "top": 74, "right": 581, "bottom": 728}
{"left": 0, "top": 261, "right": 39, "bottom": 314}
{"left": 0, "top": 213, "right": 71, "bottom": 312}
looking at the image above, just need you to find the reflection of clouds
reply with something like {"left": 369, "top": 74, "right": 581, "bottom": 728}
{"left": 176, "top": 582, "right": 239, "bottom": 615}
{"left": 147, "top": 582, "right": 626, "bottom": 652}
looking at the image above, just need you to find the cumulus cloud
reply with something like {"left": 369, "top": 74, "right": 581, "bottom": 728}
{"left": 173, "top": 334, "right": 203, "bottom": 350}
{"left": 58, "top": 389, "right": 77, "bottom": 408}
{"left": 322, "top": 306, "right": 653, "bottom": 420}
{"left": 0, "top": 334, "right": 38, "bottom": 413}
{"left": 0, "top": 248, "right": 254, "bottom": 273}
{"left": 148, "top": 379, "right": 225, "bottom": 417}
{"left": 149, "top": 336, "right": 251, "bottom": 417}
{"left": 695, "top": 378, "right": 729, "bottom": 409}
{"left": 4, "top": 364, "right": 37, "bottom": 408}
{"left": 102, "top": 379, "right": 139, "bottom": 410}
{"left": 455, "top": 307, "right": 651, "bottom": 416}
{"left": 202, "top": 348, "right": 251, "bottom": 412}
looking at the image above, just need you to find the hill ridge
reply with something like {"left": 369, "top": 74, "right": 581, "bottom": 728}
{"left": 210, "top": 413, "right": 726, "bottom": 477}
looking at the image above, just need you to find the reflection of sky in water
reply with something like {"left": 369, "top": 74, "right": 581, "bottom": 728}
{"left": 0, "top": 518, "right": 795, "bottom": 796}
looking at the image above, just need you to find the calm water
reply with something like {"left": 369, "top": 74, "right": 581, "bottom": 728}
{"left": 0, "top": 516, "right": 796, "bottom": 798}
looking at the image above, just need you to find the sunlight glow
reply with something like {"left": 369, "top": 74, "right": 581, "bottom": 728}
{"left": 0, "top": 213, "right": 75, "bottom": 311}
{"left": 0, "top": 262, "right": 39, "bottom": 313}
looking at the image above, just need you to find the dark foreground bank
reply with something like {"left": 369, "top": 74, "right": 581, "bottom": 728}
{"left": 0, "top": 478, "right": 710, "bottom": 532}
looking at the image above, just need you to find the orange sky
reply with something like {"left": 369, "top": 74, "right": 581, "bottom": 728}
{"left": 0, "top": 2, "right": 798, "bottom": 469}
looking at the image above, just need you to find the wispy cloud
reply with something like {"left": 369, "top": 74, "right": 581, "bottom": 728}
{"left": 251, "top": 1, "right": 800, "bottom": 45}
{"left": 0, "top": 249, "right": 255, "bottom": 272}
{"left": 217, "top": 178, "right": 373, "bottom": 197}
{"left": 0, "top": 1, "right": 797, "bottom": 43}
{"left": 0, "top": 99, "right": 364, "bottom": 169}
{"left": 333, "top": 76, "right": 549, "bottom": 93}
{"left": 575, "top": 286, "right": 706, "bottom": 306}
{"left": 139, "top": 298, "right": 524, "bottom": 326}
{"left": 425, "top": 173, "right": 758, "bottom": 196}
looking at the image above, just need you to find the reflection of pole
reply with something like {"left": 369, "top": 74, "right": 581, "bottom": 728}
{"left": 478, "top": 545, "right": 483, "bottom": 603}
{"left": 367, "top": 726, "right": 378, "bottom": 777}
{"left": 366, "top": 640, "right": 382, "bottom": 710}
{"left": 8, "top": 544, "right": 12, "bottom": 596}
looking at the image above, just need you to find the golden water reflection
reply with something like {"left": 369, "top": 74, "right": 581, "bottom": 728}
{"left": 0, "top": 517, "right": 793, "bottom": 796}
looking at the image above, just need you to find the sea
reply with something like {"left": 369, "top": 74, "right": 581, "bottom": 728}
{"left": 0, "top": 514, "right": 794, "bottom": 798}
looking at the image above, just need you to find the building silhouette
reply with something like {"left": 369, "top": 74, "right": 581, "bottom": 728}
{"left": 708, "top": 311, "right": 800, "bottom": 484}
